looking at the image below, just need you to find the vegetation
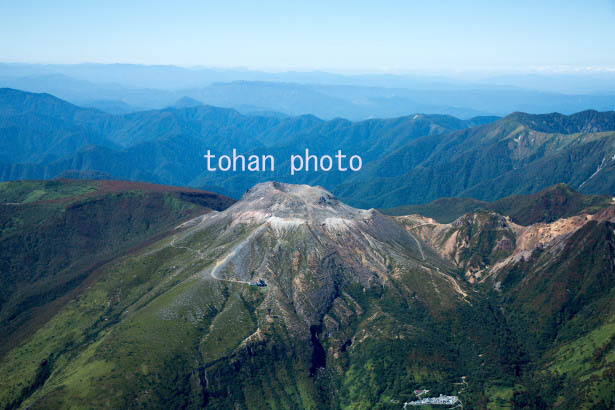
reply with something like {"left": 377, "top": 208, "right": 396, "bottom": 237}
{"left": 1, "top": 176, "right": 615, "bottom": 408}
{"left": 383, "top": 183, "right": 613, "bottom": 225}
{"left": 0, "top": 179, "right": 233, "bottom": 359}
{"left": 6, "top": 89, "right": 615, "bottom": 210}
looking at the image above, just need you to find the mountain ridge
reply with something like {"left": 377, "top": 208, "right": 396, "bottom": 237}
{"left": 382, "top": 183, "right": 614, "bottom": 224}
{"left": 3, "top": 88, "right": 615, "bottom": 210}
{"left": 0, "top": 179, "right": 234, "bottom": 358}
{"left": 3, "top": 63, "right": 615, "bottom": 117}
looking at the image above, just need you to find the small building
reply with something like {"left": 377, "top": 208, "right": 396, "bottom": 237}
{"left": 250, "top": 279, "right": 267, "bottom": 287}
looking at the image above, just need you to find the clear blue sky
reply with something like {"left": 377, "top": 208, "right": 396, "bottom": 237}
{"left": 1, "top": 0, "right": 614, "bottom": 73}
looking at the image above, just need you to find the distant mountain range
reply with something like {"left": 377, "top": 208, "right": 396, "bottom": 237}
{"left": 338, "top": 109, "right": 615, "bottom": 207}
{"left": 1, "top": 63, "right": 615, "bottom": 119}
{"left": 1, "top": 88, "right": 615, "bottom": 209}
{"left": 0, "top": 87, "right": 496, "bottom": 201}
{"left": 0, "top": 89, "right": 615, "bottom": 208}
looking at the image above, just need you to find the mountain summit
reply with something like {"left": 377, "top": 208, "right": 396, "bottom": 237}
{"left": 2, "top": 181, "right": 615, "bottom": 408}
{"left": 175, "top": 182, "right": 461, "bottom": 326}
{"left": 229, "top": 181, "right": 373, "bottom": 226}
{"left": 1, "top": 181, "right": 484, "bottom": 409}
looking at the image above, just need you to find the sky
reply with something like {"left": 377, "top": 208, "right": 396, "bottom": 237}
{"left": 1, "top": 0, "right": 615, "bottom": 74}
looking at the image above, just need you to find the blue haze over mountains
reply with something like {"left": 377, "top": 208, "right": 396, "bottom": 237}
{"left": 1, "top": 63, "right": 615, "bottom": 119}
{"left": 4, "top": 0, "right": 615, "bottom": 406}
{"left": 2, "top": 82, "right": 615, "bottom": 208}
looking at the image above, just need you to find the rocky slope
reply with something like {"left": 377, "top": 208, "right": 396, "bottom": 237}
{"left": 2, "top": 181, "right": 615, "bottom": 409}
{"left": 395, "top": 200, "right": 615, "bottom": 285}
{"left": 395, "top": 197, "right": 615, "bottom": 408}
{"left": 176, "top": 182, "right": 464, "bottom": 329}
{"left": 0, "top": 182, "right": 516, "bottom": 409}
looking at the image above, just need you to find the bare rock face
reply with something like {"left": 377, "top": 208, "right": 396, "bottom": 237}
{"left": 176, "top": 182, "right": 465, "bottom": 338}
{"left": 226, "top": 182, "right": 404, "bottom": 239}
{"left": 396, "top": 204, "right": 615, "bottom": 285}
{"left": 396, "top": 211, "right": 521, "bottom": 283}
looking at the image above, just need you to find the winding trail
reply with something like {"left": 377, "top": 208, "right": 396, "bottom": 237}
{"left": 207, "top": 225, "right": 267, "bottom": 284}
{"left": 407, "top": 231, "right": 425, "bottom": 261}
{"left": 169, "top": 225, "right": 267, "bottom": 285}
{"left": 402, "top": 222, "right": 436, "bottom": 261}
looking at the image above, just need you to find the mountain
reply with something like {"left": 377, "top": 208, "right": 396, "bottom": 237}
{"left": 395, "top": 198, "right": 615, "bottom": 408}
{"left": 382, "top": 183, "right": 613, "bottom": 224}
{"left": 190, "top": 113, "right": 498, "bottom": 196}
{"left": 184, "top": 81, "right": 491, "bottom": 119}
{"left": 0, "top": 181, "right": 516, "bottom": 409}
{"left": 0, "top": 179, "right": 234, "bottom": 359}
{"left": 4, "top": 88, "right": 615, "bottom": 210}
{"left": 0, "top": 88, "right": 494, "bottom": 199}
{"left": 337, "top": 109, "right": 615, "bottom": 207}
{"left": 2, "top": 63, "right": 615, "bottom": 119}
{"left": 2, "top": 180, "right": 615, "bottom": 408}
{"left": 507, "top": 110, "right": 615, "bottom": 134}
{"left": 0, "top": 88, "right": 119, "bottom": 164}
{"left": 80, "top": 100, "right": 137, "bottom": 115}
{"left": 2, "top": 63, "right": 615, "bottom": 94}
{"left": 0, "top": 73, "right": 179, "bottom": 111}
{"left": 172, "top": 97, "right": 204, "bottom": 109}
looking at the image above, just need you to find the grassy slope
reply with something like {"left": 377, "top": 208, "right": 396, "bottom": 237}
{"left": 0, "top": 209, "right": 319, "bottom": 410}
{"left": 480, "top": 218, "right": 615, "bottom": 409}
{"left": 0, "top": 179, "right": 234, "bottom": 358}
{"left": 2, "top": 180, "right": 615, "bottom": 409}
{"left": 0, "top": 180, "right": 524, "bottom": 410}
{"left": 0, "top": 245, "right": 516, "bottom": 410}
